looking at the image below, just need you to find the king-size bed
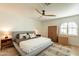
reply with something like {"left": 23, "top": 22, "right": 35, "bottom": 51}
{"left": 12, "top": 31, "right": 71, "bottom": 56}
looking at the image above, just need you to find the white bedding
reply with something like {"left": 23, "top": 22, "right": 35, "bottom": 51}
{"left": 19, "top": 37, "right": 53, "bottom": 54}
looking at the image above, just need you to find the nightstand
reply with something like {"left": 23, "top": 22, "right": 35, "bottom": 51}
{"left": 1, "top": 38, "right": 13, "bottom": 50}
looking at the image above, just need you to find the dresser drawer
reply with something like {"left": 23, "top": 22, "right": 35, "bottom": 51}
{"left": 58, "top": 36, "right": 68, "bottom": 45}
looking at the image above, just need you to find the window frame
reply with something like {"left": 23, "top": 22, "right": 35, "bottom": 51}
{"left": 60, "top": 22, "right": 78, "bottom": 36}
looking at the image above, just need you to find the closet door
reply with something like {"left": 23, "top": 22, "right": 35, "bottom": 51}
{"left": 48, "top": 26, "right": 58, "bottom": 42}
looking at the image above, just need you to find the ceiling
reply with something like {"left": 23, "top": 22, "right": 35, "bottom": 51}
{"left": 0, "top": 3, "right": 79, "bottom": 21}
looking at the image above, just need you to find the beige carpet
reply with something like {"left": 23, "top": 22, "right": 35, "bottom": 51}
{"left": 0, "top": 47, "right": 19, "bottom": 56}
{"left": 38, "top": 44, "right": 71, "bottom": 56}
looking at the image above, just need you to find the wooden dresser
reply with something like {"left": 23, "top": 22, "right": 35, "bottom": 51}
{"left": 58, "top": 36, "right": 68, "bottom": 45}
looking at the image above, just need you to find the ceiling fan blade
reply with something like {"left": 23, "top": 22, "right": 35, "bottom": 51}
{"left": 42, "top": 10, "right": 45, "bottom": 15}
{"left": 35, "top": 9, "right": 42, "bottom": 15}
{"left": 44, "top": 14, "right": 56, "bottom": 16}
{"left": 35, "top": 9, "right": 56, "bottom": 17}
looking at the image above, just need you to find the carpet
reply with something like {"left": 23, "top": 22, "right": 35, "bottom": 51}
{"left": 0, "top": 47, "right": 19, "bottom": 56}
{"left": 38, "top": 43, "right": 71, "bottom": 56}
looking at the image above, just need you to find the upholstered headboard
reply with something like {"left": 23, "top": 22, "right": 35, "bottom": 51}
{"left": 12, "top": 31, "right": 35, "bottom": 39}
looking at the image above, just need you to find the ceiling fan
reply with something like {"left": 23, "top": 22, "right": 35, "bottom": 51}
{"left": 35, "top": 9, "right": 56, "bottom": 16}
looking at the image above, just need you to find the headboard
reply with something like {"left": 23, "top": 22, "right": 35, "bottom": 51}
{"left": 12, "top": 31, "right": 35, "bottom": 39}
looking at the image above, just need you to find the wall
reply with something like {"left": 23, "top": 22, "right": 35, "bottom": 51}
{"left": 42, "top": 15, "right": 79, "bottom": 46}
{"left": 0, "top": 4, "right": 43, "bottom": 35}
{"left": 0, "top": 12, "right": 43, "bottom": 35}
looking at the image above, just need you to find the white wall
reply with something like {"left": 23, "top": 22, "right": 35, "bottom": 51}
{"left": 0, "top": 4, "right": 43, "bottom": 35}
{"left": 0, "top": 12, "right": 43, "bottom": 34}
{"left": 42, "top": 15, "right": 79, "bottom": 46}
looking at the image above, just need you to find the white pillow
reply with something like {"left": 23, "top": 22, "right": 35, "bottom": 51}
{"left": 19, "top": 33, "right": 27, "bottom": 39}
{"left": 29, "top": 33, "right": 36, "bottom": 38}
{"left": 26, "top": 34, "right": 30, "bottom": 39}
{"left": 19, "top": 33, "right": 30, "bottom": 39}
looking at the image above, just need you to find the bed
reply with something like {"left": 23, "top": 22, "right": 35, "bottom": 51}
{"left": 12, "top": 31, "right": 71, "bottom": 56}
{"left": 12, "top": 31, "right": 53, "bottom": 56}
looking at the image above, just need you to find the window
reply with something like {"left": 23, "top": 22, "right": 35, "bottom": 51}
{"left": 60, "top": 22, "right": 77, "bottom": 35}
{"left": 60, "top": 23, "right": 67, "bottom": 35}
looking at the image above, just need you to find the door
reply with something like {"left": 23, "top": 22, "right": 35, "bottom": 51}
{"left": 48, "top": 26, "right": 58, "bottom": 42}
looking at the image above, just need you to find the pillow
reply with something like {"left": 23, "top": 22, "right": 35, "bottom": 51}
{"left": 29, "top": 33, "right": 36, "bottom": 38}
{"left": 19, "top": 33, "right": 27, "bottom": 39}
{"left": 15, "top": 34, "right": 20, "bottom": 39}
{"left": 19, "top": 33, "right": 30, "bottom": 39}
{"left": 26, "top": 33, "right": 30, "bottom": 39}
{"left": 22, "top": 36, "right": 26, "bottom": 39}
{"left": 14, "top": 33, "right": 30, "bottom": 44}
{"left": 13, "top": 34, "right": 20, "bottom": 42}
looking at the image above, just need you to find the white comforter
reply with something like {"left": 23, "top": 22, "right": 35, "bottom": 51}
{"left": 19, "top": 37, "right": 53, "bottom": 53}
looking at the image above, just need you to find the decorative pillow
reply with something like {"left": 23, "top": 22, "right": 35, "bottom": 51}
{"left": 19, "top": 33, "right": 27, "bottom": 39}
{"left": 19, "top": 33, "right": 30, "bottom": 39}
{"left": 13, "top": 34, "right": 20, "bottom": 42}
{"left": 26, "top": 33, "right": 30, "bottom": 39}
{"left": 29, "top": 33, "right": 36, "bottom": 38}
{"left": 22, "top": 36, "right": 26, "bottom": 39}
{"left": 15, "top": 34, "right": 20, "bottom": 39}
{"left": 14, "top": 33, "right": 30, "bottom": 44}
